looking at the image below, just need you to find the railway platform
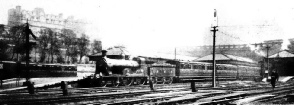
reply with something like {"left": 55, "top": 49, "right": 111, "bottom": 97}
{"left": 0, "top": 77, "right": 83, "bottom": 92}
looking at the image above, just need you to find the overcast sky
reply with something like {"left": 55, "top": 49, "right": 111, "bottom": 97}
{"left": 1, "top": 0, "right": 294, "bottom": 55}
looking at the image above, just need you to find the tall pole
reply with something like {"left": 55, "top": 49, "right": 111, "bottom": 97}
{"left": 211, "top": 26, "right": 218, "bottom": 87}
{"left": 211, "top": 9, "right": 218, "bottom": 87}
{"left": 266, "top": 46, "right": 270, "bottom": 79}
{"left": 25, "top": 20, "right": 30, "bottom": 82}
{"left": 24, "top": 19, "right": 36, "bottom": 82}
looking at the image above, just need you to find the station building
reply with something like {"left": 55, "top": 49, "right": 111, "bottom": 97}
{"left": 268, "top": 50, "right": 294, "bottom": 76}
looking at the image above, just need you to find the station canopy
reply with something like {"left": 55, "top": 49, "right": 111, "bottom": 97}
{"left": 194, "top": 53, "right": 257, "bottom": 65}
{"left": 268, "top": 50, "right": 294, "bottom": 58}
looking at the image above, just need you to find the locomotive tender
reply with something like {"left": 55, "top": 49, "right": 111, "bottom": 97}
{"left": 84, "top": 56, "right": 261, "bottom": 87}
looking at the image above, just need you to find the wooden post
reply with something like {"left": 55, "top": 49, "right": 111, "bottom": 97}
{"left": 0, "top": 62, "right": 3, "bottom": 87}
{"left": 27, "top": 81, "right": 35, "bottom": 94}
{"left": 191, "top": 81, "right": 197, "bottom": 92}
{"left": 0, "top": 79, "right": 2, "bottom": 87}
{"left": 148, "top": 67, "right": 155, "bottom": 91}
{"left": 61, "top": 81, "right": 68, "bottom": 96}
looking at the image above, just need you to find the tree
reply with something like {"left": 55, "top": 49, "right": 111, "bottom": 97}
{"left": 9, "top": 25, "right": 26, "bottom": 61}
{"left": 0, "top": 24, "right": 8, "bottom": 38}
{"left": 38, "top": 29, "right": 49, "bottom": 63}
{"left": 91, "top": 39, "right": 102, "bottom": 54}
{"left": 0, "top": 25, "right": 10, "bottom": 60}
{"left": 0, "top": 40, "right": 9, "bottom": 60}
{"left": 49, "top": 32, "right": 61, "bottom": 63}
{"left": 38, "top": 28, "right": 61, "bottom": 63}
{"left": 77, "top": 34, "right": 90, "bottom": 63}
{"left": 60, "top": 29, "right": 77, "bottom": 63}
{"left": 68, "top": 38, "right": 79, "bottom": 63}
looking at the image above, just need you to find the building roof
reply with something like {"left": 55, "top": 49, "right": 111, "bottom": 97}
{"left": 195, "top": 53, "right": 256, "bottom": 63}
{"left": 269, "top": 50, "right": 294, "bottom": 58}
{"left": 138, "top": 53, "right": 197, "bottom": 61}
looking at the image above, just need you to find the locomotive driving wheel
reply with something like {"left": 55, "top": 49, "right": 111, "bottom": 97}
{"left": 99, "top": 77, "right": 108, "bottom": 87}
{"left": 122, "top": 77, "right": 134, "bottom": 86}
{"left": 158, "top": 77, "right": 166, "bottom": 84}
{"left": 135, "top": 78, "right": 146, "bottom": 85}
{"left": 111, "top": 77, "right": 120, "bottom": 87}
{"left": 150, "top": 77, "right": 157, "bottom": 84}
{"left": 164, "top": 77, "right": 173, "bottom": 84}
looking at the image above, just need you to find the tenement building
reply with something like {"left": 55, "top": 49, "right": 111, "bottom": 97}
{"left": 8, "top": 6, "right": 85, "bottom": 36}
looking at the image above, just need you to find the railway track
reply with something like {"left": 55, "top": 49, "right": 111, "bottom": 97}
{"left": 0, "top": 83, "right": 190, "bottom": 104}
{"left": 1, "top": 80, "right": 294, "bottom": 104}
{"left": 184, "top": 82, "right": 294, "bottom": 105}
{"left": 97, "top": 81, "right": 294, "bottom": 105}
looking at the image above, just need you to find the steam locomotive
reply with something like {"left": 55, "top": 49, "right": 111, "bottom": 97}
{"left": 80, "top": 57, "right": 175, "bottom": 87}
{"left": 81, "top": 56, "right": 261, "bottom": 87}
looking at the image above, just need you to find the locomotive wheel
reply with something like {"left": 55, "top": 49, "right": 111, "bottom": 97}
{"left": 122, "top": 77, "right": 134, "bottom": 86}
{"left": 150, "top": 77, "right": 157, "bottom": 84}
{"left": 164, "top": 77, "right": 173, "bottom": 84}
{"left": 157, "top": 77, "right": 166, "bottom": 84}
{"left": 135, "top": 78, "right": 146, "bottom": 85}
{"left": 111, "top": 77, "right": 120, "bottom": 87}
{"left": 99, "top": 77, "right": 108, "bottom": 87}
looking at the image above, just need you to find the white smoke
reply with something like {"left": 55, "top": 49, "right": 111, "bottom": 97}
{"left": 281, "top": 38, "right": 290, "bottom": 50}
{"left": 247, "top": 44, "right": 256, "bottom": 51}
{"left": 247, "top": 44, "right": 266, "bottom": 57}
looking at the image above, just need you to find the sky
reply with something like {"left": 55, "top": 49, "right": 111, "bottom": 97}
{"left": 1, "top": 0, "right": 294, "bottom": 55}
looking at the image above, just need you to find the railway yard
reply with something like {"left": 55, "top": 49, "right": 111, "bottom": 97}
{"left": 3, "top": 1, "right": 294, "bottom": 105}
{"left": 1, "top": 77, "right": 294, "bottom": 105}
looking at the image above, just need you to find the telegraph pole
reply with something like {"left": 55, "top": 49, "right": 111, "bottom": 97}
{"left": 24, "top": 19, "right": 37, "bottom": 82}
{"left": 211, "top": 9, "right": 218, "bottom": 87}
{"left": 265, "top": 45, "right": 270, "bottom": 79}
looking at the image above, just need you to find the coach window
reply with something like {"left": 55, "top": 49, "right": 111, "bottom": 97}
{"left": 199, "top": 65, "right": 203, "bottom": 69}
{"left": 192, "top": 65, "right": 197, "bottom": 69}
{"left": 207, "top": 65, "right": 213, "bottom": 70}
{"left": 184, "top": 64, "right": 191, "bottom": 69}
{"left": 181, "top": 64, "right": 184, "bottom": 69}
{"left": 216, "top": 65, "right": 221, "bottom": 70}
